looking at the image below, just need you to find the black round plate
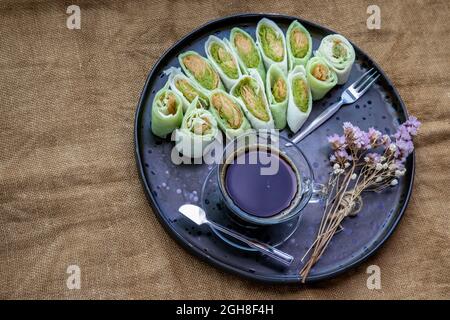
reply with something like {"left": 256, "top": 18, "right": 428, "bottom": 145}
{"left": 134, "top": 14, "right": 414, "bottom": 283}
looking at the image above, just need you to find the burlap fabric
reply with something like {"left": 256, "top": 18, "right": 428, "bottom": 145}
{"left": 1, "top": 0, "right": 449, "bottom": 299}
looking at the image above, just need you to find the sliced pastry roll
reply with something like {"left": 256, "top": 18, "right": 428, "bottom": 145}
{"left": 178, "top": 51, "right": 224, "bottom": 93}
{"left": 286, "top": 20, "right": 312, "bottom": 70}
{"left": 174, "top": 97, "right": 219, "bottom": 159}
{"left": 230, "top": 75, "right": 274, "bottom": 130}
{"left": 306, "top": 56, "right": 337, "bottom": 100}
{"left": 209, "top": 89, "right": 251, "bottom": 139}
{"left": 229, "top": 27, "right": 266, "bottom": 82}
{"left": 315, "top": 34, "right": 355, "bottom": 84}
{"left": 151, "top": 84, "right": 183, "bottom": 139}
{"left": 266, "top": 64, "right": 288, "bottom": 130}
{"left": 287, "top": 66, "right": 312, "bottom": 133}
{"left": 166, "top": 67, "right": 209, "bottom": 111}
{"left": 205, "top": 36, "right": 242, "bottom": 91}
{"left": 256, "top": 18, "right": 288, "bottom": 73}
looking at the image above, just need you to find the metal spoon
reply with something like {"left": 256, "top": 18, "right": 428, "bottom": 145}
{"left": 179, "top": 204, "right": 294, "bottom": 266}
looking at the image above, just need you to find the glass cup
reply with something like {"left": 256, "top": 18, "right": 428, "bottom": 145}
{"left": 217, "top": 130, "right": 326, "bottom": 226}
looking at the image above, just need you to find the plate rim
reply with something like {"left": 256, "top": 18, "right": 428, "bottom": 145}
{"left": 134, "top": 13, "right": 415, "bottom": 284}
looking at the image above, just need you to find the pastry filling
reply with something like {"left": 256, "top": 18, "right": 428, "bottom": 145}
{"left": 290, "top": 27, "right": 309, "bottom": 58}
{"left": 332, "top": 40, "right": 348, "bottom": 60}
{"left": 210, "top": 42, "right": 238, "bottom": 79}
{"left": 157, "top": 92, "right": 177, "bottom": 115}
{"left": 258, "top": 24, "right": 284, "bottom": 62}
{"left": 187, "top": 113, "right": 212, "bottom": 135}
{"left": 175, "top": 78, "right": 208, "bottom": 108}
{"left": 312, "top": 63, "right": 330, "bottom": 81}
{"left": 292, "top": 78, "right": 309, "bottom": 113}
{"left": 211, "top": 93, "right": 243, "bottom": 129}
{"left": 234, "top": 31, "right": 260, "bottom": 68}
{"left": 235, "top": 78, "right": 270, "bottom": 122}
{"left": 271, "top": 76, "right": 287, "bottom": 103}
{"left": 182, "top": 54, "right": 219, "bottom": 90}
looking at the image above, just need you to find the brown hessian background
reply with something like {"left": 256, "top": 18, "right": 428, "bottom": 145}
{"left": 0, "top": 0, "right": 449, "bottom": 299}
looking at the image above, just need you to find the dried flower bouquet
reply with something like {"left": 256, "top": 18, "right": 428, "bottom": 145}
{"left": 300, "top": 117, "right": 421, "bottom": 281}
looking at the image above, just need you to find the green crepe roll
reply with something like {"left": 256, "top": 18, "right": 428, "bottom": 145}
{"left": 229, "top": 28, "right": 266, "bottom": 82}
{"left": 265, "top": 64, "right": 288, "bottom": 130}
{"left": 205, "top": 36, "right": 242, "bottom": 91}
{"left": 209, "top": 89, "right": 251, "bottom": 139}
{"left": 178, "top": 51, "right": 224, "bottom": 93}
{"left": 315, "top": 34, "right": 355, "bottom": 84}
{"left": 286, "top": 20, "right": 312, "bottom": 71}
{"left": 306, "top": 56, "right": 337, "bottom": 100}
{"left": 256, "top": 18, "right": 287, "bottom": 74}
{"left": 230, "top": 74, "right": 274, "bottom": 130}
{"left": 174, "top": 97, "right": 219, "bottom": 159}
{"left": 287, "top": 65, "right": 312, "bottom": 133}
{"left": 151, "top": 84, "right": 183, "bottom": 139}
{"left": 166, "top": 67, "right": 209, "bottom": 111}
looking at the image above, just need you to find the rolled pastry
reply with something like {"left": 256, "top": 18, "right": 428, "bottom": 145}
{"left": 205, "top": 36, "right": 242, "bottom": 91}
{"left": 166, "top": 67, "right": 209, "bottom": 111}
{"left": 286, "top": 20, "right": 312, "bottom": 70}
{"left": 209, "top": 89, "right": 251, "bottom": 139}
{"left": 306, "top": 56, "right": 337, "bottom": 100}
{"left": 265, "top": 64, "right": 288, "bottom": 129}
{"left": 230, "top": 75, "right": 274, "bottom": 130}
{"left": 178, "top": 51, "right": 224, "bottom": 92}
{"left": 229, "top": 27, "right": 266, "bottom": 82}
{"left": 315, "top": 34, "right": 355, "bottom": 84}
{"left": 174, "top": 97, "right": 219, "bottom": 158}
{"left": 256, "top": 18, "right": 287, "bottom": 74}
{"left": 151, "top": 84, "right": 183, "bottom": 138}
{"left": 287, "top": 65, "right": 312, "bottom": 133}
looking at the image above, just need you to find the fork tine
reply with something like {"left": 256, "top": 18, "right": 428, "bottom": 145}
{"left": 355, "top": 74, "right": 380, "bottom": 96}
{"left": 355, "top": 70, "right": 379, "bottom": 93}
{"left": 349, "top": 67, "right": 375, "bottom": 89}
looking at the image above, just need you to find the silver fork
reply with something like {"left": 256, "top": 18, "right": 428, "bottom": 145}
{"left": 291, "top": 68, "right": 380, "bottom": 144}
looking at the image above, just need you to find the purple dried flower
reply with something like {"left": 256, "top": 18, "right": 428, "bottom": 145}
{"left": 390, "top": 116, "right": 420, "bottom": 163}
{"left": 368, "top": 127, "right": 382, "bottom": 146}
{"left": 395, "top": 139, "right": 414, "bottom": 162}
{"left": 393, "top": 125, "right": 411, "bottom": 142}
{"left": 381, "top": 134, "right": 391, "bottom": 148}
{"left": 342, "top": 122, "right": 359, "bottom": 144}
{"left": 342, "top": 122, "right": 355, "bottom": 136}
{"left": 327, "top": 134, "right": 346, "bottom": 150}
{"left": 334, "top": 149, "right": 352, "bottom": 163}
{"left": 343, "top": 122, "right": 370, "bottom": 150}
{"left": 328, "top": 117, "right": 420, "bottom": 170}
{"left": 403, "top": 116, "right": 421, "bottom": 136}
{"left": 358, "top": 131, "right": 371, "bottom": 150}
{"left": 364, "top": 152, "right": 382, "bottom": 164}
{"left": 394, "top": 160, "right": 406, "bottom": 171}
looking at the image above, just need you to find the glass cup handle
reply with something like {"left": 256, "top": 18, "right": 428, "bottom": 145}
{"left": 308, "top": 183, "right": 327, "bottom": 203}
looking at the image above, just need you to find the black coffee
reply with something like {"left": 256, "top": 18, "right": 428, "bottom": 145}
{"left": 224, "top": 149, "right": 299, "bottom": 218}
